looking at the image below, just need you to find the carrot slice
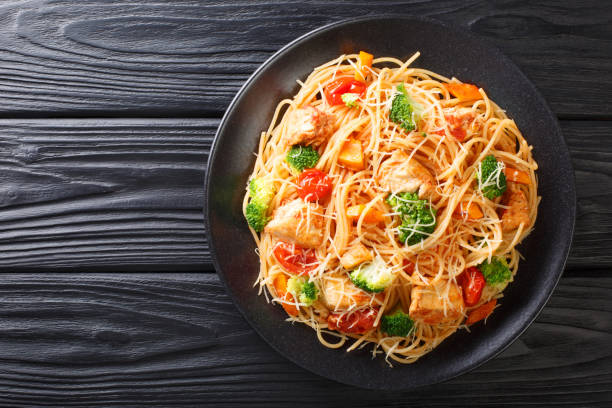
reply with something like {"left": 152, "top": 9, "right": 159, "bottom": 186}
{"left": 347, "top": 204, "right": 385, "bottom": 224}
{"left": 338, "top": 139, "right": 365, "bottom": 170}
{"left": 272, "top": 274, "right": 298, "bottom": 317}
{"left": 354, "top": 51, "right": 374, "bottom": 81}
{"left": 504, "top": 167, "right": 530, "bottom": 185}
{"left": 444, "top": 82, "right": 482, "bottom": 101}
{"left": 466, "top": 299, "right": 497, "bottom": 325}
{"left": 454, "top": 202, "right": 484, "bottom": 220}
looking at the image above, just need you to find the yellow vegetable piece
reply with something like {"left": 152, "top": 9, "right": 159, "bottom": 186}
{"left": 347, "top": 204, "right": 385, "bottom": 224}
{"left": 273, "top": 274, "right": 298, "bottom": 317}
{"left": 338, "top": 140, "right": 365, "bottom": 171}
{"left": 354, "top": 51, "right": 374, "bottom": 81}
{"left": 454, "top": 202, "right": 484, "bottom": 220}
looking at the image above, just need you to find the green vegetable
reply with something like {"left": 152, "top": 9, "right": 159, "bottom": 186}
{"left": 285, "top": 145, "right": 320, "bottom": 172}
{"left": 287, "top": 276, "right": 318, "bottom": 305}
{"left": 389, "top": 84, "right": 422, "bottom": 132}
{"left": 476, "top": 155, "right": 507, "bottom": 200}
{"left": 249, "top": 177, "right": 276, "bottom": 204}
{"left": 386, "top": 192, "right": 437, "bottom": 245}
{"left": 349, "top": 256, "right": 394, "bottom": 293}
{"left": 245, "top": 177, "right": 276, "bottom": 232}
{"left": 381, "top": 307, "right": 414, "bottom": 337}
{"left": 245, "top": 202, "right": 269, "bottom": 233}
{"left": 478, "top": 256, "right": 512, "bottom": 284}
{"left": 341, "top": 92, "right": 360, "bottom": 108}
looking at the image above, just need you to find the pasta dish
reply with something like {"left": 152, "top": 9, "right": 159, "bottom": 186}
{"left": 243, "top": 51, "right": 538, "bottom": 364}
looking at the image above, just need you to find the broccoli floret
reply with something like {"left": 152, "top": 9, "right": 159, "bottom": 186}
{"left": 349, "top": 256, "right": 394, "bottom": 293}
{"left": 476, "top": 155, "right": 507, "bottom": 200}
{"left": 478, "top": 256, "right": 512, "bottom": 284}
{"left": 386, "top": 192, "right": 437, "bottom": 246}
{"left": 341, "top": 92, "right": 359, "bottom": 108}
{"left": 245, "top": 177, "right": 276, "bottom": 232}
{"left": 249, "top": 177, "right": 276, "bottom": 204}
{"left": 287, "top": 276, "right": 318, "bottom": 305}
{"left": 245, "top": 202, "right": 269, "bottom": 233}
{"left": 386, "top": 192, "right": 419, "bottom": 215}
{"left": 389, "top": 84, "right": 422, "bottom": 132}
{"left": 285, "top": 145, "right": 320, "bottom": 172}
{"left": 381, "top": 307, "right": 414, "bottom": 337}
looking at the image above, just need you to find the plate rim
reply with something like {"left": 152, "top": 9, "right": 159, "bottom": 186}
{"left": 204, "top": 15, "right": 576, "bottom": 389}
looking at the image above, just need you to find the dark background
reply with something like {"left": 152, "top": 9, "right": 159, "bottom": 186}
{"left": 0, "top": 0, "right": 610, "bottom": 406}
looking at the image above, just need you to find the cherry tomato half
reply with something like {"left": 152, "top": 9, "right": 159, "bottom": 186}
{"left": 324, "top": 78, "right": 367, "bottom": 106}
{"left": 297, "top": 169, "right": 333, "bottom": 203}
{"left": 272, "top": 241, "right": 318, "bottom": 276}
{"left": 459, "top": 266, "right": 485, "bottom": 307}
{"left": 327, "top": 308, "right": 378, "bottom": 334}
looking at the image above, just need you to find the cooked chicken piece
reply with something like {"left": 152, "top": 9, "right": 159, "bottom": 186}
{"left": 409, "top": 280, "right": 465, "bottom": 325}
{"left": 321, "top": 275, "right": 374, "bottom": 311}
{"left": 264, "top": 199, "right": 325, "bottom": 248}
{"left": 377, "top": 150, "right": 435, "bottom": 198}
{"left": 442, "top": 107, "right": 482, "bottom": 142}
{"left": 285, "top": 106, "right": 335, "bottom": 146}
{"left": 340, "top": 243, "right": 373, "bottom": 270}
{"left": 501, "top": 184, "right": 530, "bottom": 231}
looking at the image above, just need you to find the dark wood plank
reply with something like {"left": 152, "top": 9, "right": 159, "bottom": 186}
{"left": 0, "top": 118, "right": 609, "bottom": 271}
{"left": 0, "top": 119, "right": 212, "bottom": 271}
{"left": 0, "top": 273, "right": 607, "bottom": 407}
{"left": 565, "top": 121, "right": 612, "bottom": 268}
{"left": 0, "top": 0, "right": 609, "bottom": 118}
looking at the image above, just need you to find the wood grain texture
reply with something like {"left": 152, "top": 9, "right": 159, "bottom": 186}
{"left": 0, "top": 0, "right": 609, "bottom": 118}
{"left": 565, "top": 121, "right": 612, "bottom": 267}
{"left": 0, "top": 119, "right": 212, "bottom": 271}
{"left": 0, "top": 273, "right": 607, "bottom": 407}
{"left": 0, "top": 119, "right": 608, "bottom": 271}
{"left": 0, "top": 0, "right": 606, "bottom": 406}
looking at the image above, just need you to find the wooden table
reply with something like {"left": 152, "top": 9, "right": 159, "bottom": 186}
{"left": 0, "top": 1, "right": 610, "bottom": 406}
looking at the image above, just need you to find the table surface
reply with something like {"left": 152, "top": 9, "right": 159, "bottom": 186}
{"left": 0, "top": 0, "right": 610, "bottom": 406}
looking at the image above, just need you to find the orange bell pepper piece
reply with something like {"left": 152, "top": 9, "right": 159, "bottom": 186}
{"left": 466, "top": 299, "right": 497, "bottom": 325}
{"left": 444, "top": 82, "right": 482, "bottom": 101}
{"left": 272, "top": 274, "right": 298, "bottom": 317}
{"left": 354, "top": 51, "right": 374, "bottom": 81}
{"left": 347, "top": 204, "right": 385, "bottom": 224}
{"left": 338, "top": 139, "right": 365, "bottom": 170}
{"left": 504, "top": 167, "right": 530, "bottom": 185}
{"left": 454, "top": 202, "right": 484, "bottom": 220}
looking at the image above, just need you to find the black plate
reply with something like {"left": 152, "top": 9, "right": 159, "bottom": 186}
{"left": 204, "top": 16, "right": 575, "bottom": 390}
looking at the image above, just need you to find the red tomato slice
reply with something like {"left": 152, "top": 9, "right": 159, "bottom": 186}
{"left": 327, "top": 308, "right": 378, "bottom": 334}
{"left": 272, "top": 241, "right": 318, "bottom": 276}
{"left": 459, "top": 266, "right": 486, "bottom": 307}
{"left": 297, "top": 169, "right": 333, "bottom": 203}
{"left": 324, "top": 78, "right": 367, "bottom": 106}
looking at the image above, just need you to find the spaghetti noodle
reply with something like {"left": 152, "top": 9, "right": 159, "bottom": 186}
{"left": 243, "top": 52, "right": 539, "bottom": 364}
